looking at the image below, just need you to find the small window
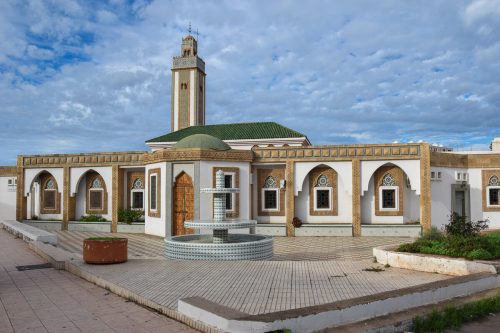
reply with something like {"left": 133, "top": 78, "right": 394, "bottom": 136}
{"left": 437, "top": 172, "right": 442, "bottom": 179}
{"left": 263, "top": 189, "right": 278, "bottom": 210}
{"left": 150, "top": 174, "right": 157, "bottom": 211}
{"left": 132, "top": 191, "right": 144, "bottom": 209}
{"left": 224, "top": 174, "right": 233, "bottom": 210}
{"left": 44, "top": 190, "right": 56, "bottom": 209}
{"left": 262, "top": 176, "right": 279, "bottom": 211}
{"left": 89, "top": 190, "right": 103, "bottom": 210}
{"left": 7, "top": 179, "right": 12, "bottom": 185}
{"left": 488, "top": 188, "right": 499, "bottom": 206}
{"left": 382, "top": 189, "right": 396, "bottom": 209}
{"left": 487, "top": 176, "right": 500, "bottom": 207}
{"left": 131, "top": 178, "right": 144, "bottom": 210}
{"left": 315, "top": 189, "right": 331, "bottom": 210}
{"left": 431, "top": 171, "right": 436, "bottom": 179}
{"left": 43, "top": 179, "right": 57, "bottom": 210}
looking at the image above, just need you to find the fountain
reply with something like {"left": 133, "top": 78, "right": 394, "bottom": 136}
{"left": 165, "top": 170, "right": 274, "bottom": 260}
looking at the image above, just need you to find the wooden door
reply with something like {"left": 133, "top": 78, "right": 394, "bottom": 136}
{"left": 173, "top": 172, "right": 194, "bottom": 236}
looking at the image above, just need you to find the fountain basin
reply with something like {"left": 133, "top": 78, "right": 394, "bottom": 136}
{"left": 165, "top": 234, "right": 273, "bottom": 260}
{"left": 184, "top": 219, "right": 256, "bottom": 230}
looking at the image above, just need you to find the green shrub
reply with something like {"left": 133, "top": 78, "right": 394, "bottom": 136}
{"left": 118, "top": 209, "right": 144, "bottom": 224}
{"left": 465, "top": 248, "right": 493, "bottom": 260}
{"left": 444, "top": 213, "right": 488, "bottom": 237}
{"left": 397, "top": 231, "right": 500, "bottom": 260}
{"left": 80, "top": 214, "right": 107, "bottom": 222}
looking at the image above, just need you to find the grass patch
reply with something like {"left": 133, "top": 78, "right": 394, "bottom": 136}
{"left": 85, "top": 237, "right": 126, "bottom": 241}
{"left": 412, "top": 293, "right": 500, "bottom": 332}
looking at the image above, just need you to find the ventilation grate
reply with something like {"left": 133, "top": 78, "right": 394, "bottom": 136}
{"left": 16, "top": 263, "right": 52, "bottom": 271}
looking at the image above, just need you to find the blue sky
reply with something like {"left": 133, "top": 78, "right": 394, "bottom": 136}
{"left": 1, "top": 0, "right": 499, "bottom": 165}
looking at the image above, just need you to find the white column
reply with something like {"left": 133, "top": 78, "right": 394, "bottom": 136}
{"left": 173, "top": 72, "right": 179, "bottom": 131}
{"left": 189, "top": 70, "right": 195, "bottom": 126}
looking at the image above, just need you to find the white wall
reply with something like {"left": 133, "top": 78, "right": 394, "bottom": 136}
{"left": 0, "top": 176, "right": 17, "bottom": 221}
{"left": 404, "top": 181, "right": 420, "bottom": 223}
{"left": 75, "top": 175, "right": 86, "bottom": 220}
{"left": 144, "top": 162, "right": 167, "bottom": 237}
{"left": 430, "top": 167, "right": 461, "bottom": 230}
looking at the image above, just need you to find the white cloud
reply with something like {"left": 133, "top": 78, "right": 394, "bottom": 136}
{"left": 50, "top": 101, "right": 92, "bottom": 126}
{"left": 0, "top": 0, "right": 498, "bottom": 165}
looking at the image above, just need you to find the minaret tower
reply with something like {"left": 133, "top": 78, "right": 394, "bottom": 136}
{"left": 171, "top": 31, "right": 206, "bottom": 132}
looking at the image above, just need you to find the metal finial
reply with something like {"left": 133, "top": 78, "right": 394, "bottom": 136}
{"left": 188, "top": 22, "right": 191, "bottom": 34}
{"left": 196, "top": 28, "right": 199, "bottom": 40}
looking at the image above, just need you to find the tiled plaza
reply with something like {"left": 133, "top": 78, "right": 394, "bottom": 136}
{"left": 53, "top": 231, "right": 447, "bottom": 316}
{"left": 55, "top": 230, "right": 412, "bottom": 261}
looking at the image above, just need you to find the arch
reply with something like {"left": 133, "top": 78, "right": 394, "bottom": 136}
{"left": 70, "top": 167, "right": 112, "bottom": 195}
{"left": 24, "top": 168, "right": 63, "bottom": 196}
{"left": 71, "top": 169, "right": 109, "bottom": 217}
{"left": 360, "top": 160, "right": 420, "bottom": 195}
{"left": 295, "top": 161, "right": 352, "bottom": 196}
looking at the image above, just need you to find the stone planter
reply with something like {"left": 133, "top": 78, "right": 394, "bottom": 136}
{"left": 83, "top": 238, "right": 128, "bottom": 264}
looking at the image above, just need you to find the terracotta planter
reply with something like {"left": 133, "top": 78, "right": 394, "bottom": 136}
{"left": 83, "top": 238, "right": 128, "bottom": 264}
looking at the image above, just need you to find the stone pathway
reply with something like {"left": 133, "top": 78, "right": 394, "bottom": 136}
{"left": 55, "top": 230, "right": 411, "bottom": 261}
{"left": 0, "top": 229, "right": 197, "bottom": 333}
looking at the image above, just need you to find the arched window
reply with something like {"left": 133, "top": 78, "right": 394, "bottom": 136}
{"left": 487, "top": 175, "right": 500, "bottom": 207}
{"left": 89, "top": 176, "right": 104, "bottom": 211}
{"left": 379, "top": 173, "right": 398, "bottom": 210}
{"left": 43, "top": 179, "right": 56, "bottom": 210}
{"left": 131, "top": 178, "right": 144, "bottom": 210}
{"left": 262, "top": 176, "right": 279, "bottom": 211}
{"left": 314, "top": 174, "right": 332, "bottom": 211}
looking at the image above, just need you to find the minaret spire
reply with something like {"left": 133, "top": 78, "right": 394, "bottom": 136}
{"left": 170, "top": 29, "right": 206, "bottom": 132}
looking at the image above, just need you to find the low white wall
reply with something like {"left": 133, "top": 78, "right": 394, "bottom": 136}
{"left": 373, "top": 246, "right": 497, "bottom": 276}
{"left": 0, "top": 176, "right": 17, "bottom": 220}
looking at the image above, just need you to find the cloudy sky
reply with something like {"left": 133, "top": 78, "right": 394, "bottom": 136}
{"left": 1, "top": 0, "right": 499, "bottom": 165}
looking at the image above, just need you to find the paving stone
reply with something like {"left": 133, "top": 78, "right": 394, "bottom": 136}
{"left": 56, "top": 231, "right": 450, "bottom": 316}
{"left": 0, "top": 229, "right": 197, "bottom": 333}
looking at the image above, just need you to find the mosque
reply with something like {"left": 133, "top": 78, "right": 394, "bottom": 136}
{"left": 1, "top": 34, "right": 499, "bottom": 238}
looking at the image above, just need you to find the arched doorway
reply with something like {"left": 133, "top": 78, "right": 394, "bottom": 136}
{"left": 173, "top": 172, "right": 194, "bottom": 235}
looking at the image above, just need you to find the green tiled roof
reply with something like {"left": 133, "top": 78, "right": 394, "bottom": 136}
{"left": 146, "top": 122, "right": 307, "bottom": 143}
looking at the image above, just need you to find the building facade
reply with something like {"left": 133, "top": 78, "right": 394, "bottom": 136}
{"left": 2, "top": 34, "right": 500, "bottom": 237}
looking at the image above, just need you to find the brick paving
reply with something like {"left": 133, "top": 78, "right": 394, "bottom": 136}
{"left": 55, "top": 230, "right": 411, "bottom": 260}
{"left": 0, "top": 230, "right": 197, "bottom": 333}
{"left": 52, "top": 231, "right": 450, "bottom": 315}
